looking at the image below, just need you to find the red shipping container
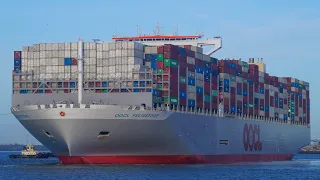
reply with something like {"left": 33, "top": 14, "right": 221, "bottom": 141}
{"left": 170, "top": 74, "right": 178, "bottom": 82}
{"left": 265, "top": 112, "right": 269, "bottom": 117}
{"left": 158, "top": 62, "right": 164, "bottom": 69}
{"left": 211, "top": 84, "right": 218, "bottom": 90}
{"left": 204, "top": 82, "right": 210, "bottom": 90}
{"left": 179, "top": 84, "right": 187, "bottom": 91}
{"left": 63, "top": 82, "right": 69, "bottom": 88}
{"left": 254, "top": 110, "right": 259, "bottom": 115}
{"left": 187, "top": 64, "right": 196, "bottom": 71}
{"left": 179, "top": 98, "right": 187, "bottom": 106}
{"left": 249, "top": 108, "right": 254, "bottom": 115}
{"left": 170, "top": 67, "right": 178, "bottom": 75}
{"left": 111, "top": 89, "right": 120, "bottom": 93}
{"left": 14, "top": 51, "right": 21, "bottom": 59}
{"left": 195, "top": 59, "right": 203, "bottom": 66}
{"left": 64, "top": 89, "right": 69, "bottom": 93}
{"left": 45, "top": 90, "right": 52, "bottom": 93}
{"left": 163, "top": 66, "right": 169, "bottom": 73}
{"left": 89, "top": 82, "right": 94, "bottom": 87}
{"left": 284, "top": 98, "right": 287, "bottom": 105}
{"left": 231, "top": 87, "right": 236, "bottom": 94}
{"left": 96, "top": 90, "right": 102, "bottom": 93}
{"left": 204, "top": 102, "right": 210, "bottom": 109}
{"left": 95, "top": 82, "right": 101, "bottom": 87}
{"left": 184, "top": 45, "right": 191, "bottom": 49}
{"left": 237, "top": 100, "right": 242, "bottom": 106}
{"left": 218, "top": 66, "right": 230, "bottom": 74}
{"left": 212, "top": 97, "right": 218, "bottom": 104}
{"left": 270, "top": 96, "right": 274, "bottom": 107}
{"left": 299, "top": 98, "right": 302, "bottom": 108}
{"left": 186, "top": 49, "right": 195, "bottom": 57}
{"left": 243, "top": 96, "right": 248, "bottom": 102}
{"left": 157, "top": 46, "right": 164, "bottom": 54}
{"left": 212, "top": 102, "right": 218, "bottom": 110}
{"left": 179, "top": 69, "right": 186, "bottom": 76}
{"left": 71, "top": 58, "right": 78, "bottom": 65}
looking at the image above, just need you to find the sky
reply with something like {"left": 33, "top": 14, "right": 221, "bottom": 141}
{"left": 0, "top": 0, "right": 319, "bottom": 144}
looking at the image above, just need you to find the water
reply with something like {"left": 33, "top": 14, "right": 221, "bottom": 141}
{"left": 0, "top": 152, "right": 319, "bottom": 180}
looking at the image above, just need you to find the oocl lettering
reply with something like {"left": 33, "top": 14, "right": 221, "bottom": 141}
{"left": 243, "top": 123, "right": 262, "bottom": 152}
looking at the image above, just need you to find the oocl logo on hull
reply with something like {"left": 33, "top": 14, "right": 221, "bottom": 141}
{"left": 243, "top": 123, "right": 262, "bottom": 152}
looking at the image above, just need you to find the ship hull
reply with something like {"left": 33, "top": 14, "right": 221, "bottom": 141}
{"left": 12, "top": 105, "right": 310, "bottom": 164}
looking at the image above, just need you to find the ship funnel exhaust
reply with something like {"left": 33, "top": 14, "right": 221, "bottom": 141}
{"left": 78, "top": 39, "right": 84, "bottom": 104}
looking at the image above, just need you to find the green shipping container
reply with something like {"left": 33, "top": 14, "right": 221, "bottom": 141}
{"left": 153, "top": 96, "right": 162, "bottom": 103}
{"left": 170, "top": 97, "right": 178, "bottom": 105}
{"left": 157, "top": 69, "right": 163, "bottom": 74}
{"left": 243, "top": 62, "right": 249, "bottom": 68}
{"left": 163, "top": 97, "right": 168, "bottom": 104}
{"left": 230, "top": 75, "right": 236, "bottom": 82}
{"left": 243, "top": 79, "right": 248, "bottom": 84}
{"left": 164, "top": 59, "right": 178, "bottom": 68}
{"left": 212, "top": 90, "right": 218, "bottom": 96}
{"left": 249, "top": 104, "right": 254, "bottom": 108}
{"left": 204, "top": 95, "right": 210, "bottom": 102}
{"left": 158, "top": 84, "right": 163, "bottom": 89}
{"left": 102, "top": 89, "right": 108, "bottom": 93}
{"left": 180, "top": 76, "right": 186, "bottom": 84}
{"left": 157, "top": 54, "right": 164, "bottom": 61}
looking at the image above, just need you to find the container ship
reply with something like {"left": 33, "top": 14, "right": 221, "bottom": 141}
{"left": 10, "top": 28, "right": 311, "bottom": 164}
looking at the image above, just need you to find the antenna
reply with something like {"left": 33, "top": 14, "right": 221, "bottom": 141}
{"left": 174, "top": 24, "right": 179, "bottom": 35}
{"left": 137, "top": 25, "right": 141, "bottom": 36}
{"left": 156, "top": 22, "right": 160, "bottom": 35}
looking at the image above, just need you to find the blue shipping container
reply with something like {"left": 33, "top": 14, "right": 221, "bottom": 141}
{"left": 188, "top": 99, "right": 195, "bottom": 107}
{"left": 249, "top": 80, "right": 254, "bottom": 85}
{"left": 14, "top": 59, "right": 21, "bottom": 67}
{"left": 133, "top": 89, "right": 140, "bottom": 92}
{"left": 284, "top": 114, "right": 288, "bottom": 120}
{"left": 204, "top": 75, "right": 210, "bottom": 82}
{"left": 265, "top": 106, "right": 269, "bottom": 112}
{"left": 229, "top": 62, "right": 236, "bottom": 69}
{"left": 224, "top": 79, "right": 229, "bottom": 85}
{"left": 188, "top": 78, "right": 195, "bottom": 86}
{"left": 236, "top": 71, "right": 242, "bottom": 76}
{"left": 224, "top": 86, "right": 229, "bottom": 93}
{"left": 279, "top": 87, "right": 283, "bottom": 93}
{"left": 204, "top": 68, "right": 210, "bottom": 75}
{"left": 70, "top": 82, "right": 76, "bottom": 88}
{"left": 14, "top": 66, "right": 21, "bottom": 73}
{"left": 231, "top": 106, "right": 236, "bottom": 113}
{"left": 151, "top": 60, "right": 157, "bottom": 70}
{"left": 260, "top": 105, "right": 264, "bottom": 111}
{"left": 243, "top": 102, "right": 248, "bottom": 108}
{"left": 153, "top": 89, "right": 158, "bottom": 96}
{"left": 196, "top": 66, "right": 203, "bottom": 73}
{"left": 178, "top": 47, "right": 186, "bottom": 56}
{"left": 260, "top": 88, "right": 264, "bottom": 94}
{"left": 64, "top": 58, "right": 71, "bottom": 66}
{"left": 152, "top": 54, "right": 157, "bottom": 61}
{"left": 243, "top": 90, "right": 248, "bottom": 96}
{"left": 196, "top": 87, "right": 203, "bottom": 94}
{"left": 180, "top": 91, "right": 186, "bottom": 99}
{"left": 254, "top": 98, "right": 259, "bottom": 104}
{"left": 237, "top": 107, "right": 242, "bottom": 113}
{"left": 121, "top": 89, "right": 128, "bottom": 92}
{"left": 275, "top": 97, "right": 278, "bottom": 102}
{"left": 237, "top": 88, "right": 242, "bottom": 95}
{"left": 134, "top": 81, "right": 139, "bottom": 87}
{"left": 210, "top": 57, "right": 218, "bottom": 64}
{"left": 146, "top": 88, "right": 152, "bottom": 92}
{"left": 145, "top": 54, "right": 152, "bottom": 61}
{"left": 102, "top": 82, "right": 108, "bottom": 87}
{"left": 20, "top": 90, "right": 27, "bottom": 94}
{"left": 212, "top": 70, "right": 218, "bottom": 76}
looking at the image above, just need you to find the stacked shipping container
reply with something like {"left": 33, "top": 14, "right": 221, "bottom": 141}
{"left": 12, "top": 41, "right": 310, "bottom": 123}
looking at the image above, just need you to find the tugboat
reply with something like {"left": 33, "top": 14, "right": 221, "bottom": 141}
{"left": 9, "top": 144, "right": 53, "bottom": 158}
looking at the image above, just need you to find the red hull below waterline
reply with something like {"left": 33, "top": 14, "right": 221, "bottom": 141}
{"left": 58, "top": 154, "right": 294, "bottom": 165}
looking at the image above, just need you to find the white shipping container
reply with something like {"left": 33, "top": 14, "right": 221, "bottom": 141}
{"left": 64, "top": 73, "right": 71, "bottom": 79}
{"left": 188, "top": 85, "right": 196, "bottom": 93}
{"left": 196, "top": 80, "right": 203, "bottom": 87}
{"left": 97, "top": 52, "right": 103, "bottom": 59}
{"left": 51, "top": 58, "right": 58, "bottom": 66}
{"left": 58, "top": 43, "right": 65, "bottom": 50}
{"left": 71, "top": 50, "right": 77, "bottom": 58}
{"left": 115, "top": 50, "right": 121, "bottom": 57}
{"left": 52, "top": 43, "right": 59, "bottom": 51}
{"left": 40, "top": 44, "right": 46, "bottom": 51}
{"left": 57, "top": 58, "right": 64, "bottom": 66}
{"left": 109, "top": 50, "right": 116, "bottom": 58}
{"left": 40, "top": 74, "right": 46, "bottom": 80}
{"left": 102, "top": 52, "right": 108, "bottom": 59}
{"left": 196, "top": 73, "right": 203, "bottom": 80}
{"left": 90, "top": 50, "right": 96, "bottom": 58}
{"left": 65, "top": 66, "right": 70, "bottom": 73}
{"left": 121, "top": 50, "right": 128, "bottom": 57}
{"left": 203, "top": 55, "right": 210, "bottom": 62}
{"left": 58, "top": 66, "right": 64, "bottom": 73}
{"left": 58, "top": 51, "right": 64, "bottom": 58}
{"left": 195, "top": 53, "right": 202, "bottom": 60}
{"left": 102, "top": 42, "right": 109, "bottom": 51}
{"left": 71, "top": 43, "right": 77, "bottom": 50}
{"left": 187, "top": 56, "right": 195, "bottom": 65}
{"left": 52, "top": 66, "right": 58, "bottom": 73}
{"left": 71, "top": 66, "right": 77, "bottom": 73}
